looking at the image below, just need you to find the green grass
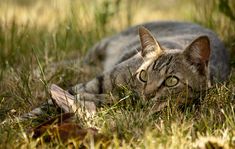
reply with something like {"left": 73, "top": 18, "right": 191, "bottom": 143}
{"left": 0, "top": 0, "right": 235, "bottom": 148}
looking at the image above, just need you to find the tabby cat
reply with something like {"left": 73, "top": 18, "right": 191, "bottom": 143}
{"left": 23, "top": 21, "right": 230, "bottom": 118}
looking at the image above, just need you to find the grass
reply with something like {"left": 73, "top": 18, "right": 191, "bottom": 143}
{"left": 0, "top": 0, "right": 235, "bottom": 148}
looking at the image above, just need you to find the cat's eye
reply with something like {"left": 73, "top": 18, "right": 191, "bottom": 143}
{"left": 139, "top": 70, "right": 148, "bottom": 82}
{"left": 164, "top": 76, "right": 179, "bottom": 87}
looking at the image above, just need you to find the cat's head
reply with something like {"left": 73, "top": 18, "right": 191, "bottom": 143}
{"left": 135, "top": 27, "right": 211, "bottom": 106}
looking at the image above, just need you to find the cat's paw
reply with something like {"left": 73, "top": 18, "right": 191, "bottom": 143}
{"left": 50, "top": 84, "right": 76, "bottom": 113}
{"left": 50, "top": 84, "right": 97, "bottom": 116}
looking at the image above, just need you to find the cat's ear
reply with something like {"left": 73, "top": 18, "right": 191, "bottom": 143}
{"left": 138, "top": 26, "right": 163, "bottom": 58}
{"left": 184, "top": 36, "right": 211, "bottom": 74}
{"left": 184, "top": 36, "right": 211, "bottom": 65}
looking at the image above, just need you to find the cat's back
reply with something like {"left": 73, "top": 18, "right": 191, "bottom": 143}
{"left": 86, "top": 21, "right": 230, "bottom": 81}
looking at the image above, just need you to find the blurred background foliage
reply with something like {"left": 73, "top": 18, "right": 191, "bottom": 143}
{"left": 0, "top": 0, "right": 234, "bottom": 68}
{"left": 0, "top": 0, "right": 234, "bottom": 61}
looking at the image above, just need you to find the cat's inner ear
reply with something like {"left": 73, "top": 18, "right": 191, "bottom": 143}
{"left": 184, "top": 36, "right": 211, "bottom": 76}
{"left": 138, "top": 26, "right": 163, "bottom": 58}
{"left": 184, "top": 36, "right": 211, "bottom": 65}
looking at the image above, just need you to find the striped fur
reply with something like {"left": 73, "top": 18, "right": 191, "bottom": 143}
{"left": 66, "top": 21, "right": 230, "bottom": 113}
{"left": 22, "top": 21, "right": 230, "bottom": 119}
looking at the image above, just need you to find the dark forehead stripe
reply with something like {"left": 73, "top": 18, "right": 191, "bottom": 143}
{"left": 153, "top": 55, "right": 173, "bottom": 71}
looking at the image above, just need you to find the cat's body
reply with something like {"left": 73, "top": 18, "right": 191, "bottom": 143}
{"left": 22, "top": 21, "right": 230, "bottom": 118}
{"left": 55, "top": 21, "right": 229, "bottom": 113}
{"left": 85, "top": 21, "right": 229, "bottom": 80}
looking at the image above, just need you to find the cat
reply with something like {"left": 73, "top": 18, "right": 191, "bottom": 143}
{"left": 22, "top": 21, "right": 230, "bottom": 119}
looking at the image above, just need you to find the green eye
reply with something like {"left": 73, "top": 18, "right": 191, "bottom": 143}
{"left": 139, "top": 70, "right": 148, "bottom": 83}
{"left": 164, "top": 76, "right": 179, "bottom": 87}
